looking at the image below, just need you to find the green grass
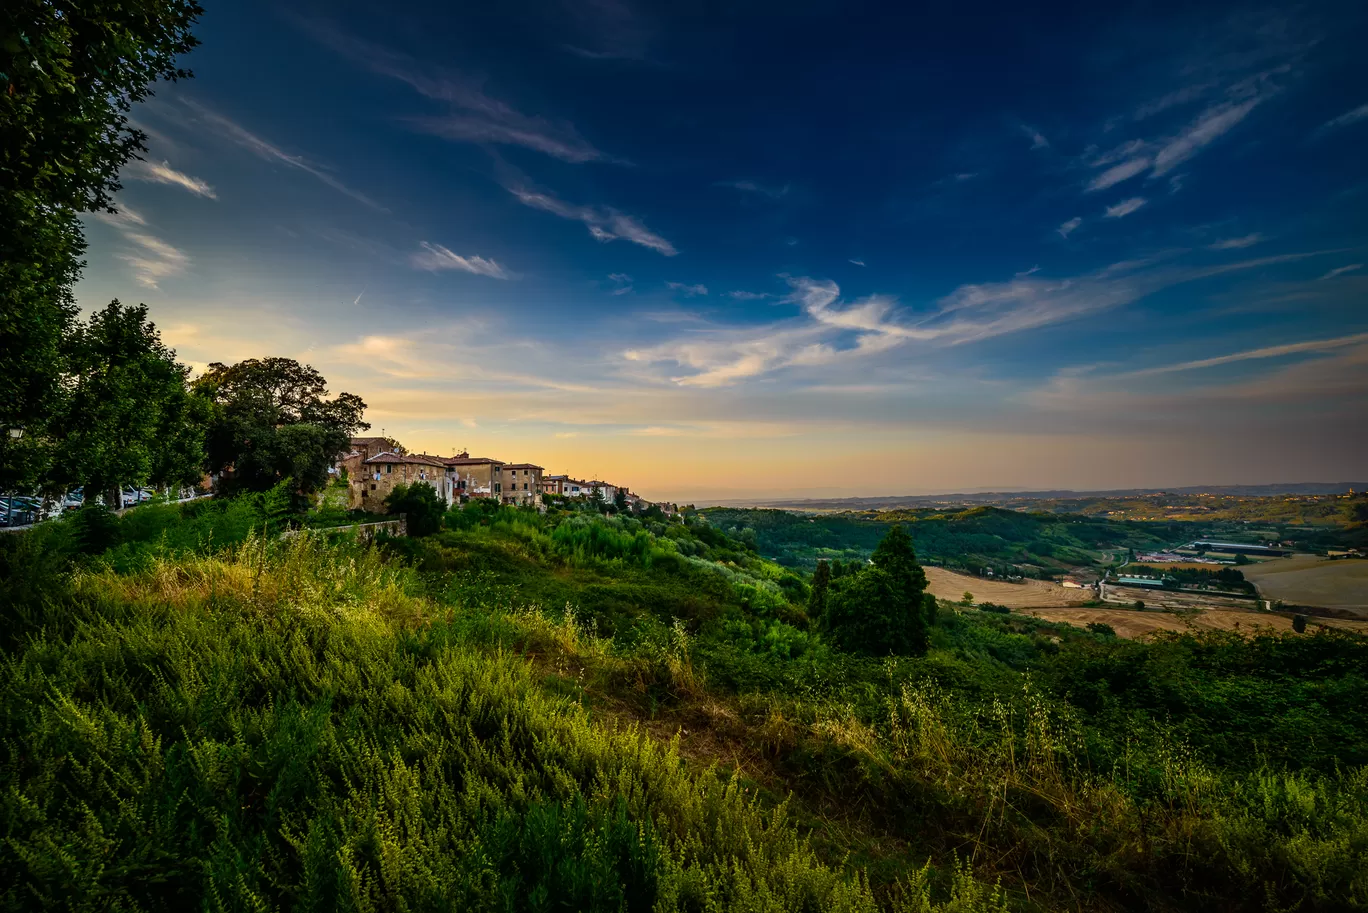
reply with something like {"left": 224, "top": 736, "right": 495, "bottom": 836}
{"left": 2, "top": 498, "right": 1366, "bottom": 911}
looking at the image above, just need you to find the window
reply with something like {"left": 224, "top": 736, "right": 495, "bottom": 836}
{"left": 523, "top": 483, "right": 529, "bottom": 490}
{"left": 495, "top": 483, "right": 501, "bottom": 493}
{"left": 385, "top": 464, "right": 392, "bottom": 474}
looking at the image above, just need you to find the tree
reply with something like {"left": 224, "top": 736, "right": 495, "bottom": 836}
{"left": 48, "top": 301, "right": 205, "bottom": 505}
{"left": 961, "top": 591, "right": 975, "bottom": 606}
{"left": 1292, "top": 614, "right": 1307, "bottom": 634}
{"left": 613, "top": 486, "right": 629, "bottom": 513}
{"left": 1235, "top": 553, "right": 1250, "bottom": 566}
{"left": 821, "top": 525, "right": 933, "bottom": 656}
{"left": 1, "top": 1, "right": 202, "bottom": 493}
{"left": 809, "top": 560, "right": 831, "bottom": 620}
{"left": 383, "top": 483, "right": 445, "bottom": 537}
{"left": 194, "top": 358, "right": 368, "bottom": 501}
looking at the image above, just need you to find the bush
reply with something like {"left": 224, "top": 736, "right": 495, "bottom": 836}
{"left": 385, "top": 481, "right": 446, "bottom": 536}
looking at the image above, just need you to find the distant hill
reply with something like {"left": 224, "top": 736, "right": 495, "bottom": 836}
{"left": 703, "top": 482, "right": 1368, "bottom": 511}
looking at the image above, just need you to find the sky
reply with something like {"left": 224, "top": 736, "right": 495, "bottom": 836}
{"left": 75, "top": 0, "right": 1368, "bottom": 501}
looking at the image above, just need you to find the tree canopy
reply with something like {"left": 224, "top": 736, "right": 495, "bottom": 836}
{"left": 194, "top": 358, "right": 368, "bottom": 498}
{"left": 48, "top": 301, "right": 206, "bottom": 504}
{"left": 821, "top": 525, "right": 934, "bottom": 656}
{"left": 1, "top": 0, "right": 203, "bottom": 493}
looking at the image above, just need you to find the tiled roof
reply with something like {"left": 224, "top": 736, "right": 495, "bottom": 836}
{"left": 442, "top": 455, "right": 505, "bottom": 466}
{"left": 502, "top": 462, "right": 543, "bottom": 470}
{"left": 363, "top": 451, "right": 445, "bottom": 467}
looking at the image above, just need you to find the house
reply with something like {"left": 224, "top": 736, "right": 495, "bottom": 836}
{"left": 350, "top": 452, "right": 450, "bottom": 509}
{"left": 337, "top": 436, "right": 401, "bottom": 480}
{"left": 540, "top": 474, "right": 569, "bottom": 496}
{"left": 501, "top": 463, "right": 543, "bottom": 506}
{"left": 586, "top": 480, "right": 617, "bottom": 503}
{"left": 441, "top": 452, "right": 506, "bottom": 502}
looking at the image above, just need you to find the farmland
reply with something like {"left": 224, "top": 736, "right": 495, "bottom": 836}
{"left": 1241, "top": 555, "right": 1368, "bottom": 610}
{"left": 924, "top": 566, "right": 1091, "bottom": 607}
{"left": 1024, "top": 607, "right": 1368, "bottom": 639}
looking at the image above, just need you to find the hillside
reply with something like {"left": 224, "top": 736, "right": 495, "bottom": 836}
{"left": 3, "top": 497, "right": 1366, "bottom": 912}
{"left": 703, "top": 505, "right": 1172, "bottom": 574}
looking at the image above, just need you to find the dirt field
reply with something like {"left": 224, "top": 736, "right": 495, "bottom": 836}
{"left": 926, "top": 566, "right": 1090, "bottom": 608}
{"left": 1102, "top": 584, "right": 1256, "bottom": 611}
{"left": 1023, "top": 607, "right": 1368, "bottom": 640}
{"left": 1240, "top": 556, "right": 1368, "bottom": 610}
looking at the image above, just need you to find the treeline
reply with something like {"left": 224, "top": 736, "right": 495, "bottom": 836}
{"left": 704, "top": 505, "right": 1173, "bottom": 572}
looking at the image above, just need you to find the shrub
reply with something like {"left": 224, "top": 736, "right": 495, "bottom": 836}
{"left": 384, "top": 481, "right": 446, "bottom": 536}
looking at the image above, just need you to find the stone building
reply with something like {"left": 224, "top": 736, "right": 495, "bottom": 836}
{"left": 501, "top": 463, "right": 543, "bottom": 506}
{"left": 441, "top": 452, "right": 505, "bottom": 502}
{"left": 337, "top": 436, "right": 401, "bottom": 481}
{"left": 351, "top": 451, "right": 450, "bottom": 510}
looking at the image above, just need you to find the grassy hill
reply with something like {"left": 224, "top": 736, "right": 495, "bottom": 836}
{"left": 2, "top": 497, "right": 1366, "bottom": 912}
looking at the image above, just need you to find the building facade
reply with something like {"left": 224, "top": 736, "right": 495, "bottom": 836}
{"left": 442, "top": 453, "right": 505, "bottom": 502}
{"left": 350, "top": 452, "right": 451, "bottom": 510}
{"left": 501, "top": 463, "right": 543, "bottom": 506}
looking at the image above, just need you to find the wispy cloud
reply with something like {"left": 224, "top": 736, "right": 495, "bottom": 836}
{"left": 666, "top": 282, "right": 708, "bottom": 296}
{"left": 1318, "top": 264, "right": 1363, "bottom": 281}
{"left": 299, "top": 20, "right": 613, "bottom": 164}
{"left": 410, "top": 242, "right": 512, "bottom": 279}
{"left": 1086, "top": 156, "right": 1150, "bottom": 192}
{"left": 728, "top": 291, "right": 769, "bottom": 300}
{"left": 1134, "top": 83, "right": 1215, "bottom": 121}
{"left": 622, "top": 251, "right": 1340, "bottom": 387}
{"left": 717, "top": 179, "right": 790, "bottom": 199}
{"left": 1122, "top": 332, "right": 1368, "bottom": 378}
{"left": 1314, "top": 102, "right": 1368, "bottom": 137}
{"left": 181, "top": 99, "right": 385, "bottom": 211}
{"left": 508, "top": 185, "right": 676, "bottom": 255}
{"left": 1104, "top": 197, "right": 1147, "bottom": 219}
{"left": 562, "top": 0, "right": 655, "bottom": 62}
{"left": 124, "top": 159, "right": 217, "bottom": 199}
{"left": 607, "top": 272, "right": 634, "bottom": 295}
{"left": 1057, "top": 217, "right": 1082, "bottom": 238}
{"left": 1209, "top": 233, "right": 1263, "bottom": 250}
{"left": 1022, "top": 125, "right": 1049, "bottom": 149}
{"left": 1151, "top": 97, "right": 1262, "bottom": 176}
{"left": 91, "top": 206, "right": 190, "bottom": 289}
{"left": 849, "top": 259, "right": 866, "bottom": 267}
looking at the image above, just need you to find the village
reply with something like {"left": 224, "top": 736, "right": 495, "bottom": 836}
{"left": 336, "top": 435, "right": 674, "bottom": 515}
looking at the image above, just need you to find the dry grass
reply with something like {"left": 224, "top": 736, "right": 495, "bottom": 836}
{"left": 1023, "top": 606, "right": 1368, "bottom": 639}
{"left": 925, "top": 566, "right": 1090, "bottom": 608}
{"left": 1240, "top": 556, "right": 1368, "bottom": 610}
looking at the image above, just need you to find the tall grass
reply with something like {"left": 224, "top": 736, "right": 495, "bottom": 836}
{"left": 0, "top": 534, "right": 1006, "bottom": 912}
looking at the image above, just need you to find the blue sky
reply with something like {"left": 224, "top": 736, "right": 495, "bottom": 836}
{"left": 75, "top": 0, "right": 1368, "bottom": 500}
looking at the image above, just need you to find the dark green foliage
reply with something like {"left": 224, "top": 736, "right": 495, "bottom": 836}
{"left": 977, "top": 602, "right": 1010, "bottom": 614}
{"left": 821, "top": 527, "right": 932, "bottom": 656}
{"left": 194, "top": 358, "right": 368, "bottom": 498}
{"left": 384, "top": 481, "right": 445, "bottom": 536}
{"left": 0, "top": 0, "right": 202, "bottom": 492}
{"left": 1293, "top": 613, "right": 1308, "bottom": 634}
{"left": 70, "top": 503, "right": 121, "bottom": 555}
{"left": 703, "top": 505, "right": 1173, "bottom": 572}
{"left": 1086, "top": 622, "right": 1116, "bottom": 637}
{"left": 809, "top": 560, "right": 831, "bottom": 619}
